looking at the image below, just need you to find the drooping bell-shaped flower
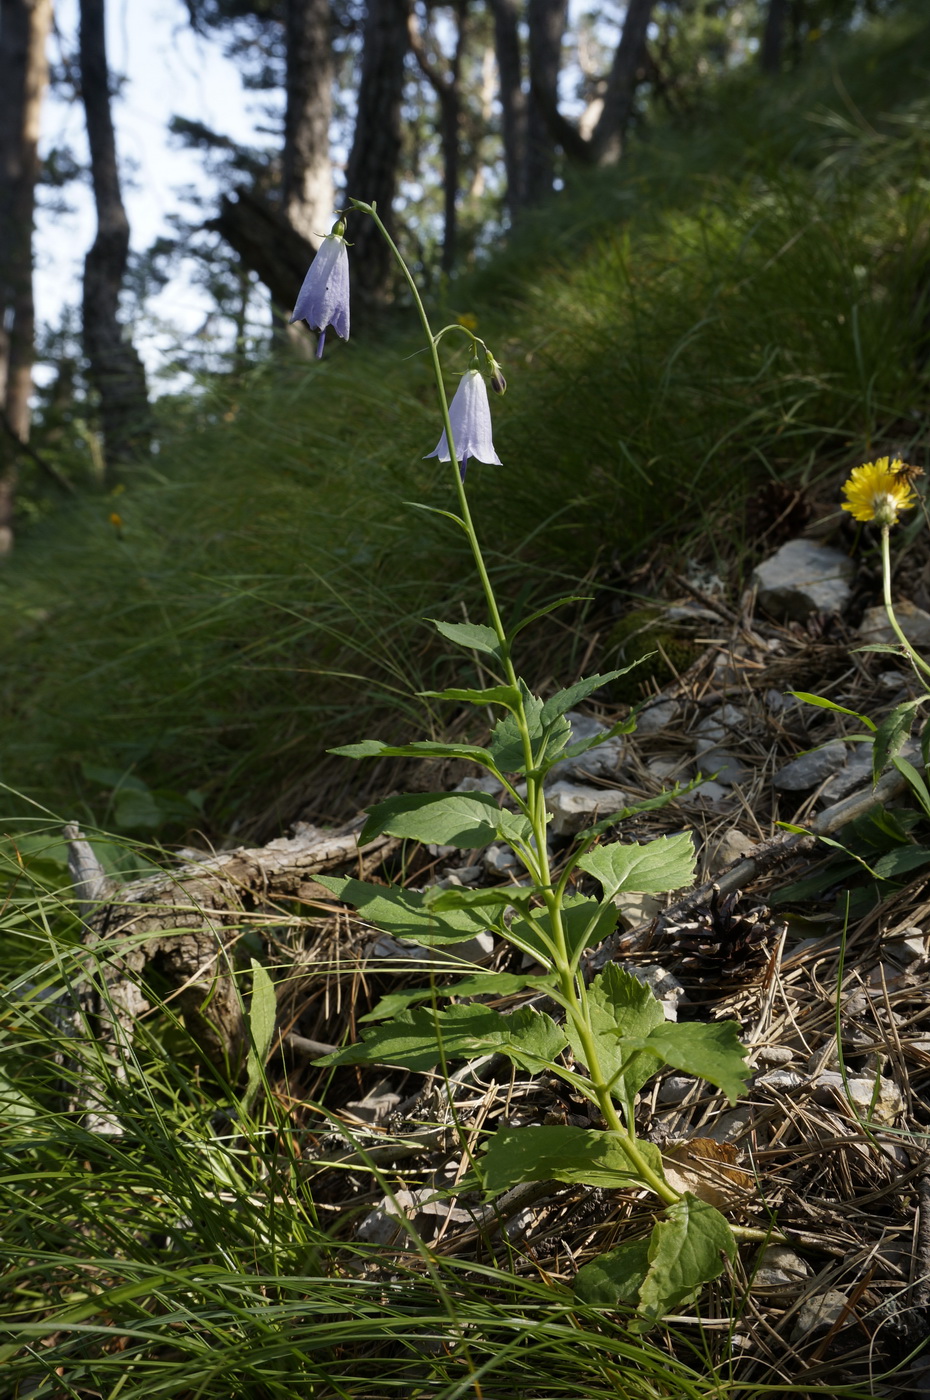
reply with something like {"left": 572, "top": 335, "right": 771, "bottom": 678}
{"left": 426, "top": 367, "right": 502, "bottom": 480}
{"left": 290, "top": 220, "right": 350, "bottom": 358}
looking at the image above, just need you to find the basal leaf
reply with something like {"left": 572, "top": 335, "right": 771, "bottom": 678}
{"left": 360, "top": 972, "right": 551, "bottom": 1023}
{"left": 638, "top": 1194, "right": 736, "bottom": 1323}
{"left": 428, "top": 618, "right": 502, "bottom": 657}
{"left": 566, "top": 964, "right": 665, "bottom": 1111}
{"left": 481, "top": 1124, "right": 664, "bottom": 1193}
{"left": 635, "top": 1020, "right": 749, "bottom": 1105}
{"left": 574, "top": 1239, "right": 651, "bottom": 1309}
{"left": 316, "top": 1002, "right": 567, "bottom": 1072}
{"left": 873, "top": 700, "right": 923, "bottom": 783}
{"left": 577, "top": 833, "right": 696, "bottom": 900}
{"left": 315, "top": 875, "right": 489, "bottom": 944}
{"left": 243, "top": 959, "right": 277, "bottom": 1112}
{"left": 330, "top": 738, "right": 495, "bottom": 765}
{"left": 359, "top": 791, "right": 532, "bottom": 849}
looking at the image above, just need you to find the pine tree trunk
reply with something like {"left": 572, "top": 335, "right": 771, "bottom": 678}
{"left": 0, "top": 0, "right": 52, "bottom": 554}
{"left": 525, "top": 0, "right": 567, "bottom": 205}
{"left": 343, "top": 0, "right": 411, "bottom": 307}
{"left": 283, "top": 0, "right": 335, "bottom": 246}
{"left": 488, "top": 0, "right": 527, "bottom": 218}
{"left": 79, "top": 0, "right": 150, "bottom": 474}
{"left": 591, "top": 0, "right": 655, "bottom": 164}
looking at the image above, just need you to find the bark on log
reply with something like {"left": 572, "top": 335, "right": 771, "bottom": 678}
{"left": 209, "top": 186, "right": 317, "bottom": 311}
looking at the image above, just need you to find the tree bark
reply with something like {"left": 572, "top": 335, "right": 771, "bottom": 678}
{"left": 283, "top": 0, "right": 335, "bottom": 246}
{"left": 408, "top": 0, "right": 467, "bottom": 275}
{"left": 343, "top": 0, "right": 411, "bottom": 307}
{"left": 79, "top": 0, "right": 151, "bottom": 473}
{"left": 0, "top": 0, "right": 52, "bottom": 554}
{"left": 591, "top": 0, "right": 655, "bottom": 164}
{"left": 210, "top": 185, "right": 317, "bottom": 309}
{"left": 487, "top": 0, "right": 527, "bottom": 218}
{"left": 525, "top": 0, "right": 567, "bottom": 204}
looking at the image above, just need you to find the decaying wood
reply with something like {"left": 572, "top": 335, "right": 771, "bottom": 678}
{"left": 64, "top": 818, "right": 397, "bottom": 1091}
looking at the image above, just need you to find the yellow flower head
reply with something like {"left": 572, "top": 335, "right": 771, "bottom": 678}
{"left": 841, "top": 457, "right": 918, "bottom": 528}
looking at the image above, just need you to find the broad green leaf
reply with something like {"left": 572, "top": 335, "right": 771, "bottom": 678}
{"left": 874, "top": 700, "right": 924, "bottom": 783}
{"left": 638, "top": 1195, "right": 736, "bottom": 1322}
{"left": 507, "top": 595, "right": 592, "bottom": 643}
{"left": 541, "top": 669, "right": 641, "bottom": 725}
{"left": 316, "top": 1002, "right": 567, "bottom": 1072}
{"left": 315, "top": 875, "right": 490, "bottom": 944}
{"left": 893, "top": 755, "right": 930, "bottom": 821}
{"left": 566, "top": 964, "right": 665, "bottom": 1111}
{"left": 419, "top": 684, "right": 522, "bottom": 710}
{"left": 243, "top": 959, "right": 277, "bottom": 1112}
{"left": 359, "top": 791, "right": 532, "bottom": 849}
{"left": 360, "top": 972, "right": 551, "bottom": 1023}
{"left": 428, "top": 618, "right": 502, "bottom": 657}
{"left": 482, "top": 1124, "right": 664, "bottom": 1193}
{"left": 511, "top": 895, "right": 617, "bottom": 967}
{"left": 632, "top": 1020, "right": 749, "bottom": 1105}
{"left": 872, "top": 845, "right": 930, "bottom": 879}
{"left": 424, "top": 884, "right": 530, "bottom": 914}
{"left": 789, "top": 691, "right": 876, "bottom": 731}
{"left": 329, "top": 738, "right": 494, "bottom": 765}
{"left": 574, "top": 1239, "right": 651, "bottom": 1309}
{"left": 488, "top": 683, "right": 572, "bottom": 775}
{"left": 577, "top": 833, "right": 696, "bottom": 901}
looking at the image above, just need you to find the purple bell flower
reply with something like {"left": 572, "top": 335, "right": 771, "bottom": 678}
{"left": 426, "top": 369, "right": 502, "bottom": 480}
{"left": 290, "top": 224, "right": 350, "bottom": 358}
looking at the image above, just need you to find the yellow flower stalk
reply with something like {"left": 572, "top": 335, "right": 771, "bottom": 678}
{"left": 841, "top": 457, "right": 917, "bottom": 527}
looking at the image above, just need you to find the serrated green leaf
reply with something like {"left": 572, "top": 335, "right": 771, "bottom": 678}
{"left": 638, "top": 1195, "right": 736, "bottom": 1323}
{"left": 511, "top": 895, "right": 617, "bottom": 967}
{"left": 488, "top": 683, "right": 572, "bottom": 775}
{"left": 359, "top": 791, "right": 532, "bottom": 849}
{"left": 243, "top": 959, "right": 277, "bottom": 1112}
{"left": 428, "top": 618, "right": 502, "bottom": 656}
{"left": 541, "top": 670, "right": 641, "bottom": 725}
{"left": 482, "top": 1124, "right": 664, "bottom": 1193}
{"left": 419, "top": 684, "right": 522, "bottom": 710}
{"left": 314, "top": 875, "right": 490, "bottom": 944}
{"left": 574, "top": 1238, "right": 651, "bottom": 1309}
{"left": 873, "top": 701, "right": 923, "bottom": 783}
{"left": 577, "top": 833, "right": 696, "bottom": 900}
{"left": 872, "top": 845, "right": 930, "bottom": 879}
{"left": 360, "top": 972, "right": 551, "bottom": 1023}
{"left": 565, "top": 964, "right": 666, "bottom": 1112}
{"left": 316, "top": 1002, "right": 567, "bottom": 1072}
{"left": 329, "top": 738, "right": 495, "bottom": 765}
{"left": 790, "top": 691, "right": 876, "bottom": 731}
{"left": 633, "top": 1020, "right": 749, "bottom": 1105}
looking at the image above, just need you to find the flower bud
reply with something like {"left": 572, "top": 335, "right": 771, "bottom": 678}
{"left": 485, "top": 350, "right": 506, "bottom": 396}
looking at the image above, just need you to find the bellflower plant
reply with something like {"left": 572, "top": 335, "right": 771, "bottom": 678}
{"left": 300, "top": 197, "right": 767, "bottom": 1326}
{"left": 290, "top": 219, "right": 350, "bottom": 358}
{"left": 426, "top": 360, "right": 502, "bottom": 480}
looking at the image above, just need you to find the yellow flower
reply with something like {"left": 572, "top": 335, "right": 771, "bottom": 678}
{"left": 457, "top": 313, "right": 478, "bottom": 331}
{"left": 841, "top": 457, "right": 917, "bottom": 527}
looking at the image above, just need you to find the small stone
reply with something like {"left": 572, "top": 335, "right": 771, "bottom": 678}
{"left": 753, "top": 1245, "right": 811, "bottom": 1295}
{"left": 636, "top": 700, "right": 680, "bottom": 735}
{"left": 887, "top": 927, "right": 928, "bottom": 964}
{"left": 812, "top": 1071, "right": 904, "bottom": 1124}
{"left": 441, "top": 863, "right": 483, "bottom": 885}
{"left": 704, "top": 1107, "right": 754, "bottom": 1143}
{"left": 647, "top": 755, "right": 694, "bottom": 782}
{"left": 774, "top": 740, "right": 847, "bottom": 791}
{"left": 753, "top": 1045, "right": 795, "bottom": 1066}
{"left": 346, "top": 1078, "right": 402, "bottom": 1124}
{"left": 684, "top": 779, "right": 731, "bottom": 805}
{"left": 859, "top": 600, "right": 930, "bottom": 651}
{"left": 818, "top": 746, "right": 874, "bottom": 803}
{"left": 694, "top": 746, "right": 747, "bottom": 787}
{"left": 455, "top": 774, "right": 503, "bottom": 795}
{"left": 694, "top": 705, "right": 746, "bottom": 748}
{"left": 706, "top": 829, "right": 757, "bottom": 875}
{"left": 756, "top": 1069, "right": 806, "bottom": 1092}
{"left": 614, "top": 891, "right": 665, "bottom": 930}
{"left": 790, "top": 1289, "right": 852, "bottom": 1343}
{"left": 753, "top": 539, "right": 854, "bottom": 621}
{"left": 483, "top": 843, "right": 519, "bottom": 873}
{"left": 618, "top": 962, "right": 685, "bottom": 1020}
{"left": 545, "top": 780, "right": 630, "bottom": 836}
{"left": 657, "top": 1074, "right": 695, "bottom": 1104}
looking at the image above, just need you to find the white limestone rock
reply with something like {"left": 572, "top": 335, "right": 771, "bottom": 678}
{"left": 859, "top": 599, "right": 930, "bottom": 651}
{"left": 753, "top": 539, "right": 854, "bottom": 621}
{"left": 545, "top": 780, "right": 630, "bottom": 836}
{"left": 774, "top": 739, "right": 847, "bottom": 791}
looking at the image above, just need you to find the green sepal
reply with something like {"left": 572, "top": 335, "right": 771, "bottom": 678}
{"left": 359, "top": 791, "right": 532, "bottom": 849}
{"left": 314, "top": 874, "right": 489, "bottom": 944}
{"left": 315, "top": 1002, "right": 567, "bottom": 1072}
{"left": 428, "top": 618, "right": 502, "bottom": 657}
{"left": 360, "top": 972, "right": 552, "bottom": 1023}
{"left": 481, "top": 1124, "right": 665, "bottom": 1193}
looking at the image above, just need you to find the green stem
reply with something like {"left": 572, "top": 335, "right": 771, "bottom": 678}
{"left": 882, "top": 526, "right": 930, "bottom": 685}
